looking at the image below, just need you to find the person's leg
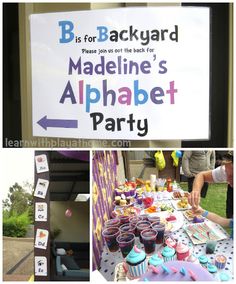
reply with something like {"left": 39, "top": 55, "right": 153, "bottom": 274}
{"left": 187, "top": 177, "right": 194, "bottom": 193}
{"left": 200, "top": 182, "right": 209, "bottom": 198}
{"left": 226, "top": 184, "right": 233, "bottom": 218}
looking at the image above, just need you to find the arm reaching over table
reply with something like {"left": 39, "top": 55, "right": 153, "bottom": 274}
{"left": 192, "top": 206, "right": 232, "bottom": 228}
{"left": 188, "top": 170, "right": 214, "bottom": 209}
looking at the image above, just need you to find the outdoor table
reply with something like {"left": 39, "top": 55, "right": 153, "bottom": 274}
{"left": 98, "top": 200, "right": 234, "bottom": 281}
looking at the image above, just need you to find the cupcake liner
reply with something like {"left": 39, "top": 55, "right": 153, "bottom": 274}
{"left": 127, "top": 259, "right": 147, "bottom": 278}
{"left": 177, "top": 251, "right": 190, "bottom": 261}
{"left": 163, "top": 254, "right": 176, "bottom": 262}
{"left": 215, "top": 259, "right": 226, "bottom": 269}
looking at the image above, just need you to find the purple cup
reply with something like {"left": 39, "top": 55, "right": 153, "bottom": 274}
{"left": 124, "top": 190, "right": 131, "bottom": 197}
{"left": 130, "top": 188, "right": 136, "bottom": 196}
{"left": 137, "top": 196, "right": 143, "bottom": 205}
{"left": 148, "top": 215, "right": 161, "bottom": 224}
{"left": 105, "top": 219, "right": 120, "bottom": 228}
{"left": 102, "top": 227, "right": 120, "bottom": 252}
{"left": 115, "top": 188, "right": 123, "bottom": 196}
{"left": 129, "top": 216, "right": 139, "bottom": 236}
{"left": 136, "top": 221, "right": 151, "bottom": 243}
{"left": 141, "top": 229, "right": 157, "bottom": 254}
{"left": 117, "top": 233, "right": 135, "bottom": 258}
{"left": 119, "top": 215, "right": 130, "bottom": 224}
{"left": 152, "top": 222, "right": 165, "bottom": 244}
{"left": 119, "top": 223, "right": 136, "bottom": 234}
{"left": 139, "top": 214, "right": 149, "bottom": 221}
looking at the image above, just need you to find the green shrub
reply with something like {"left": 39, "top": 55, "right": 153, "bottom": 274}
{"left": 3, "top": 212, "right": 30, "bottom": 237}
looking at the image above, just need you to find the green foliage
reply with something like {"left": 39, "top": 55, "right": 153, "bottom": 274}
{"left": 2, "top": 182, "right": 34, "bottom": 223}
{"left": 3, "top": 212, "right": 31, "bottom": 237}
{"left": 180, "top": 182, "right": 227, "bottom": 217}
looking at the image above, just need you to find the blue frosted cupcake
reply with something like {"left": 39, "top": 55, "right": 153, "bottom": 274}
{"left": 198, "top": 255, "right": 209, "bottom": 268}
{"left": 126, "top": 245, "right": 147, "bottom": 278}
{"left": 161, "top": 246, "right": 176, "bottom": 262}
{"left": 207, "top": 263, "right": 217, "bottom": 274}
{"left": 148, "top": 254, "right": 164, "bottom": 267}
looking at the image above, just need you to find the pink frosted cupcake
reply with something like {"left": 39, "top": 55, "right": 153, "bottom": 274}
{"left": 176, "top": 242, "right": 191, "bottom": 261}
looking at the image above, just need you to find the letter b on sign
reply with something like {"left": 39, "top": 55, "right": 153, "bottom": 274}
{"left": 59, "top": 21, "right": 74, "bottom": 43}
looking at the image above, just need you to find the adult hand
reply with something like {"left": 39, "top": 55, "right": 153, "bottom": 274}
{"left": 188, "top": 191, "right": 200, "bottom": 210}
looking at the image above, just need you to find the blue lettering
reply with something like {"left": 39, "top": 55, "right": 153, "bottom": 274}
{"left": 59, "top": 21, "right": 74, "bottom": 43}
{"left": 97, "top": 26, "right": 108, "bottom": 42}
{"left": 134, "top": 80, "right": 148, "bottom": 105}
{"left": 86, "top": 85, "right": 100, "bottom": 112}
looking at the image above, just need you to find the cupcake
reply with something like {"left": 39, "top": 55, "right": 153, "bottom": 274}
{"left": 115, "top": 196, "right": 121, "bottom": 205}
{"left": 161, "top": 246, "right": 176, "bottom": 262}
{"left": 198, "top": 255, "right": 209, "bottom": 268}
{"left": 126, "top": 245, "right": 147, "bottom": 278}
{"left": 148, "top": 254, "right": 164, "bottom": 267}
{"left": 176, "top": 242, "right": 191, "bottom": 261}
{"left": 120, "top": 199, "right": 127, "bottom": 206}
{"left": 126, "top": 196, "right": 132, "bottom": 204}
{"left": 215, "top": 255, "right": 227, "bottom": 269}
{"left": 207, "top": 263, "right": 217, "bottom": 274}
{"left": 186, "top": 254, "right": 200, "bottom": 265}
{"left": 165, "top": 237, "right": 177, "bottom": 249}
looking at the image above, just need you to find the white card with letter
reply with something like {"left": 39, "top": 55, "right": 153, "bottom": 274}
{"left": 35, "top": 256, "right": 47, "bottom": 276}
{"left": 35, "top": 154, "right": 49, "bottom": 173}
{"left": 34, "top": 179, "right": 49, "bottom": 199}
{"left": 35, "top": 202, "right": 48, "bottom": 221}
{"left": 35, "top": 229, "right": 49, "bottom": 250}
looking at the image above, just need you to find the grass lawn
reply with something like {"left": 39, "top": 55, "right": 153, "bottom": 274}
{"left": 180, "top": 182, "right": 228, "bottom": 217}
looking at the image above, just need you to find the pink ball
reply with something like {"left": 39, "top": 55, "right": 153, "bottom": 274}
{"left": 65, "top": 209, "right": 72, "bottom": 217}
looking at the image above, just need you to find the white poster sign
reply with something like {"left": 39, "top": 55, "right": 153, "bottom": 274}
{"left": 35, "top": 229, "right": 49, "bottom": 250}
{"left": 35, "top": 256, "right": 47, "bottom": 276}
{"left": 35, "top": 154, "right": 49, "bottom": 173}
{"left": 35, "top": 202, "right": 48, "bottom": 221}
{"left": 30, "top": 7, "right": 210, "bottom": 140}
{"left": 34, "top": 178, "right": 49, "bottom": 199}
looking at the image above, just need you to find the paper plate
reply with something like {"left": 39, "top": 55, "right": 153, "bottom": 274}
{"left": 171, "top": 199, "right": 191, "bottom": 211}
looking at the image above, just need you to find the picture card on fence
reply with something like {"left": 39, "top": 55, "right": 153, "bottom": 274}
{"left": 35, "top": 229, "right": 49, "bottom": 250}
{"left": 35, "top": 202, "right": 48, "bottom": 221}
{"left": 35, "top": 256, "right": 47, "bottom": 276}
{"left": 34, "top": 178, "right": 49, "bottom": 199}
{"left": 35, "top": 154, "right": 49, "bottom": 173}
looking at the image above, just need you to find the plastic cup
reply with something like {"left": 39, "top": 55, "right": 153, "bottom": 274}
{"left": 117, "top": 233, "right": 135, "bottom": 258}
{"left": 152, "top": 222, "right": 165, "bottom": 244}
{"left": 105, "top": 219, "right": 120, "bottom": 228}
{"left": 148, "top": 215, "right": 160, "bottom": 224}
{"left": 129, "top": 216, "right": 139, "bottom": 236}
{"left": 137, "top": 196, "right": 143, "bottom": 205}
{"left": 102, "top": 227, "right": 120, "bottom": 252}
{"left": 206, "top": 240, "right": 217, "bottom": 254}
{"left": 136, "top": 221, "right": 151, "bottom": 243}
{"left": 119, "top": 215, "right": 130, "bottom": 224}
{"left": 119, "top": 223, "right": 136, "bottom": 234}
{"left": 141, "top": 229, "right": 157, "bottom": 254}
{"left": 139, "top": 214, "right": 149, "bottom": 221}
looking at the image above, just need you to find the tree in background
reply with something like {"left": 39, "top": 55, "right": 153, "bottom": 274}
{"left": 3, "top": 182, "right": 34, "bottom": 237}
{"left": 3, "top": 182, "right": 33, "bottom": 219}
